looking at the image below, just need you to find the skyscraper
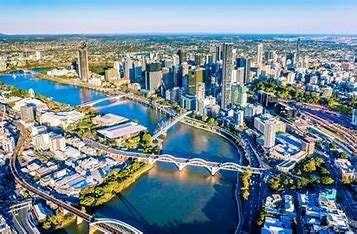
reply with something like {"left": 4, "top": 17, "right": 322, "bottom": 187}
{"left": 296, "top": 38, "right": 301, "bottom": 62}
{"left": 177, "top": 49, "right": 185, "bottom": 64}
{"left": 231, "top": 84, "right": 248, "bottom": 108}
{"left": 145, "top": 62, "right": 162, "bottom": 93}
{"left": 124, "top": 57, "right": 133, "bottom": 80}
{"left": 236, "top": 57, "right": 251, "bottom": 84}
{"left": 221, "top": 43, "right": 233, "bottom": 109}
{"left": 196, "top": 82, "right": 206, "bottom": 115}
{"left": 257, "top": 43, "right": 264, "bottom": 67}
{"left": 78, "top": 42, "right": 90, "bottom": 82}
{"left": 215, "top": 44, "right": 223, "bottom": 61}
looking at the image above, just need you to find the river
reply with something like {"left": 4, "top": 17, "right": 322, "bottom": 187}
{"left": 0, "top": 73, "right": 240, "bottom": 234}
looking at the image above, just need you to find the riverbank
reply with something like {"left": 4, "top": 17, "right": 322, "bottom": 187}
{"left": 34, "top": 72, "right": 112, "bottom": 94}
{"left": 1, "top": 72, "right": 242, "bottom": 233}
{"left": 79, "top": 160, "right": 154, "bottom": 209}
{"left": 40, "top": 211, "right": 76, "bottom": 232}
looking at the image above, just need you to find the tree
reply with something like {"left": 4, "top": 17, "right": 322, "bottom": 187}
{"left": 141, "top": 132, "right": 153, "bottom": 146}
{"left": 256, "top": 209, "right": 266, "bottom": 226}
{"left": 321, "top": 176, "right": 334, "bottom": 185}
{"left": 303, "top": 160, "right": 316, "bottom": 173}
{"left": 242, "top": 190, "right": 250, "bottom": 200}
{"left": 338, "top": 152, "right": 348, "bottom": 159}
{"left": 314, "top": 157, "right": 325, "bottom": 167}
{"left": 207, "top": 118, "right": 217, "bottom": 126}
{"left": 330, "top": 142, "right": 337, "bottom": 150}
{"left": 319, "top": 167, "right": 330, "bottom": 176}
{"left": 269, "top": 176, "right": 281, "bottom": 191}
{"left": 342, "top": 176, "right": 352, "bottom": 185}
{"left": 80, "top": 196, "right": 96, "bottom": 207}
{"left": 201, "top": 115, "right": 208, "bottom": 122}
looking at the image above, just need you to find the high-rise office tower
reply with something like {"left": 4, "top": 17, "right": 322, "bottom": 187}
{"left": 216, "top": 44, "right": 223, "bottom": 61}
{"left": 196, "top": 82, "right": 206, "bottom": 115}
{"left": 78, "top": 42, "right": 90, "bottom": 82}
{"left": 296, "top": 38, "right": 301, "bottom": 62}
{"left": 257, "top": 90, "right": 271, "bottom": 108}
{"left": 221, "top": 43, "right": 233, "bottom": 109}
{"left": 232, "top": 67, "right": 245, "bottom": 84}
{"left": 124, "top": 57, "right": 133, "bottom": 80}
{"left": 286, "top": 52, "right": 295, "bottom": 66}
{"left": 145, "top": 62, "right": 162, "bottom": 93}
{"left": 231, "top": 83, "right": 247, "bottom": 108}
{"left": 236, "top": 57, "right": 251, "bottom": 84}
{"left": 177, "top": 49, "right": 185, "bottom": 64}
{"left": 257, "top": 43, "right": 264, "bottom": 67}
{"left": 188, "top": 67, "right": 205, "bottom": 94}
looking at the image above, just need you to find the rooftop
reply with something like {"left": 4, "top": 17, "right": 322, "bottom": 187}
{"left": 97, "top": 121, "right": 147, "bottom": 139}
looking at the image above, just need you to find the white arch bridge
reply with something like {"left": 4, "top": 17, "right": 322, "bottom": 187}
{"left": 90, "top": 218, "right": 143, "bottom": 234}
{"left": 84, "top": 139, "right": 264, "bottom": 175}
{"left": 79, "top": 95, "right": 128, "bottom": 108}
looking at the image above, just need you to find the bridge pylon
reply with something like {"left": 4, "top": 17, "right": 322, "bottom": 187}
{"left": 76, "top": 216, "right": 84, "bottom": 224}
{"left": 210, "top": 167, "right": 220, "bottom": 176}
{"left": 147, "top": 158, "right": 156, "bottom": 165}
{"left": 178, "top": 163, "right": 185, "bottom": 171}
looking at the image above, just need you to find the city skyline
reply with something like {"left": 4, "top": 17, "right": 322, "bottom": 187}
{"left": 1, "top": 0, "right": 357, "bottom": 34}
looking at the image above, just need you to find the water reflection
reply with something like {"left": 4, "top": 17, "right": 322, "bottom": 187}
{"left": 1, "top": 73, "right": 239, "bottom": 234}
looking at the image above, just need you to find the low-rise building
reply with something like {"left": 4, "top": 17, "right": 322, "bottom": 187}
{"left": 261, "top": 194, "right": 296, "bottom": 234}
{"left": 334, "top": 158, "right": 356, "bottom": 182}
{"left": 97, "top": 122, "right": 147, "bottom": 142}
{"left": 298, "top": 189, "right": 351, "bottom": 233}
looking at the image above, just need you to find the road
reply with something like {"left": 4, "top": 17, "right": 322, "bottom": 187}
{"left": 9, "top": 127, "right": 94, "bottom": 223}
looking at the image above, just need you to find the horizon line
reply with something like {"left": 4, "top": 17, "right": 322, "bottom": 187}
{"left": 1, "top": 32, "right": 357, "bottom": 36}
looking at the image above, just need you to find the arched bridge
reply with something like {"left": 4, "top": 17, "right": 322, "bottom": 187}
{"left": 84, "top": 138, "right": 264, "bottom": 175}
{"left": 90, "top": 218, "right": 143, "bottom": 234}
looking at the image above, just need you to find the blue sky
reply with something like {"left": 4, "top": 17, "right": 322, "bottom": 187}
{"left": 1, "top": 0, "right": 356, "bottom": 34}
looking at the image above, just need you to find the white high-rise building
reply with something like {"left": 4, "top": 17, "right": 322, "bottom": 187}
{"left": 257, "top": 43, "right": 264, "bottom": 67}
{"left": 352, "top": 109, "right": 357, "bottom": 126}
{"left": 234, "top": 110, "right": 245, "bottom": 127}
{"left": 124, "top": 57, "right": 133, "bottom": 80}
{"left": 50, "top": 134, "right": 66, "bottom": 152}
{"left": 196, "top": 82, "right": 206, "bottom": 115}
{"left": 264, "top": 120, "right": 276, "bottom": 148}
{"left": 33, "top": 133, "right": 51, "bottom": 150}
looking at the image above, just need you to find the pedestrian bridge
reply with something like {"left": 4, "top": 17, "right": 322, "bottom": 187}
{"left": 79, "top": 94, "right": 127, "bottom": 108}
{"left": 152, "top": 111, "right": 192, "bottom": 139}
{"left": 90, "top": 218, "right": 143, "bottom": 234}
{"left": 84, "top": 138, "right": 264, "bottom": 175}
